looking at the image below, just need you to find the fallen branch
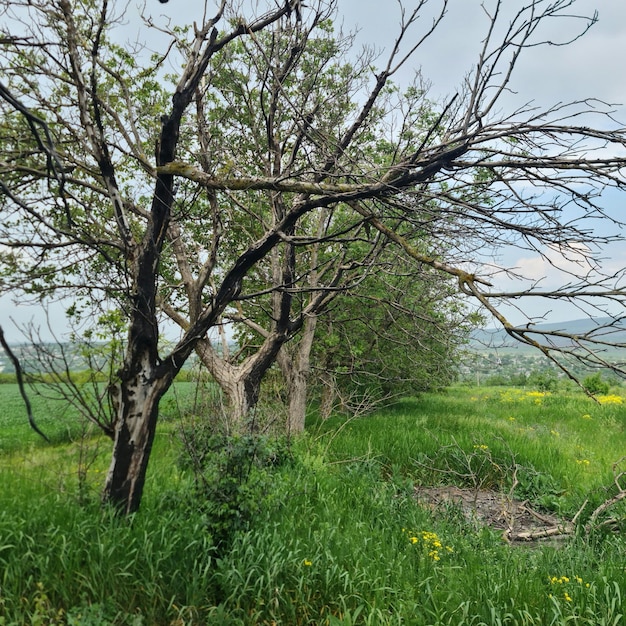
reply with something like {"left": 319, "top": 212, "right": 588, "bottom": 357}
{"left": 585, "top": 457, "right": 626, "bottom": 533}
{"left": 415, "top": 443, "right": 626, "bottom": 543}
{"left": 505, "top": 524, "right": 574, "bottom": 542}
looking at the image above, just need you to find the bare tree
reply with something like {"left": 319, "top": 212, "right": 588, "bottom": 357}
{"left": 2, "top": 0, "right": 626, "bottom": 513}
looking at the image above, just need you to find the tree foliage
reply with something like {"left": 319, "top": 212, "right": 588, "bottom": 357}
{"left": 311, "top": 250, "right": 473, "bottom": 415}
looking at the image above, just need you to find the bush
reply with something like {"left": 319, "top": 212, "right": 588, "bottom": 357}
{"left": 527, "top": 369, "right": 559, "bottom": 392}
{"left": 583, "top": 372, "right": 610, "bottom": 396}
{"left": 177, "top": 422, "right": 290, "bottom": 551}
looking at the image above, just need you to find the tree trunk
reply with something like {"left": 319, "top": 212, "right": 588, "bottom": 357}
{"left": 319, "top": 371, "right": 337, "bottom": 420}
{"left": 102, "top": 371, "right": 172, "bottom": 514}
{"left": 195, "top": 336, "right": 283, "bottom": 432}
{"left": 285, "top": 367, "right": 309, "bottom": 434}
{"left": 220, "top": 366, "right": 263, "bottom": 432}
{"left": 279, "top": 314, "right": 318, "bottom": 434}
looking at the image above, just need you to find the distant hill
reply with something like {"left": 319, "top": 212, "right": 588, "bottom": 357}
{"left": 470, "top": 317, "right": 626, "bottom": 355}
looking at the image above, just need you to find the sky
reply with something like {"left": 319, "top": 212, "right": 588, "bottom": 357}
{"left": 343, "top": 0, "right": 626, "bottom": 105}
{"left": 2, "top": 0, "right": 626, "bottom": 341}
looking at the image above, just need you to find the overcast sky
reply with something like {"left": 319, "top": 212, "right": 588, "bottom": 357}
{"left": 2, "top": 0, "right": 626, "bottom": 341}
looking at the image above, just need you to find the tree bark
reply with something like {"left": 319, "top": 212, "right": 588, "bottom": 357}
{"left": 285, "top": 366, "right": 309, "bottom": 434}
{"left": 278, "top": 314, "right": 318, "bottom": 434}
{"left": 195, "top": 335, "right": 285, "bottom": 431}
{"left": 103, "top": 368, "right": 173, "bottom": 514}
{"left": 319, "top": 373, "right": 337, "bottom": 420}
{"left": 220, "top": 366, "right": 263, "bottom": 431}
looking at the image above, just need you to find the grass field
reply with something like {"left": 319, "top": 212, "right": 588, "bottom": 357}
{"left": 1, "top": 383, "right": 626, "bottom": 624}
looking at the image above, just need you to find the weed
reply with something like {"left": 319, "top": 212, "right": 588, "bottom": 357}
{"left": 177, "top": 419, "right": 290, "bottom": 551}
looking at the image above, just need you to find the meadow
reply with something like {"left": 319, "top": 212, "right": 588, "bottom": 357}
{"left": 1, "top": 382, "right": 626, "bottom": 624}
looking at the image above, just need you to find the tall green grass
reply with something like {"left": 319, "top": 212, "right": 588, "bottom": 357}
{"left": 314, "top": 387, "right": 626, "bottom": 514}
{"left": 1, "top": 385, "right": 626, "bottom": 624}
{"left": 0, "top": 383, "right": 83, "bottom": 451}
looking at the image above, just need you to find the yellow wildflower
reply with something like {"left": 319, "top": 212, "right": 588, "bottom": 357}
{"left": 597, "top": 394, "right": 623, "bottom": 405}
{"left": 550, "top": 576, "right": 570, "bottom": 584}
{"left": 406, "top": 529, "right": 453, "bottom": 560}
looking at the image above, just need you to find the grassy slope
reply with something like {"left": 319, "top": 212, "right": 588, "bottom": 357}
{"left": 1, "top": 384, "right": 626, "bottom": 624}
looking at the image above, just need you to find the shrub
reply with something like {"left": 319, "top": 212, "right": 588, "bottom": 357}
{"left": 527, "top": 369, "right": 559, "bottom": 392}
{"left": 177, "top": 422, "right": 290, "bottom": 551}
{"left": 583, "top": 372, "right": 610, "bottom": 396}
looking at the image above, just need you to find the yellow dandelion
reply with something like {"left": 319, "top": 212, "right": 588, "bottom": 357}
{"left": 550, "top": 576, "right": 570, "bottom": 584}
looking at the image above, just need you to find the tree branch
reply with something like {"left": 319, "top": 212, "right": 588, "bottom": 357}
{"left": 0, "top": 326, "right": 49, "bottom": 442}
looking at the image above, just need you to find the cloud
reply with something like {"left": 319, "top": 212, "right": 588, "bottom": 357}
{"left": 512, "top": 242, "right": 594, "bottom": 286}
{"left": 500, "top": 239, "right": 626, "bottom": 292}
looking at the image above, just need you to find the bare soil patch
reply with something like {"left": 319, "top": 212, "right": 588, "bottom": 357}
{"left": 415, "top": 485, "right": 574, "bottom": 543}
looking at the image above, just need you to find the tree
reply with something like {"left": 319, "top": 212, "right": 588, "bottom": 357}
{"left": 160, "top": 17, "right": 404, "bottom": 431}
{"left": 307, "top": 250, "right": 473, "bottom": 417}
{"left": 582, "top": 372, "right": 610, "bottom": 396}
{"left": 2, "top": 0, "right": 626, "bottom": 513}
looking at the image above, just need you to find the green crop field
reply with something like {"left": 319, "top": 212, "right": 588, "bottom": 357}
{"left": 2, "top": 383, "right": 626, "bottom": 624}
{"left": 0, "top": 383, "right": 81, "bottom": 450}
